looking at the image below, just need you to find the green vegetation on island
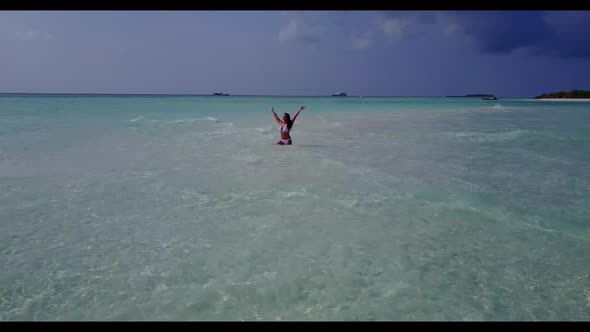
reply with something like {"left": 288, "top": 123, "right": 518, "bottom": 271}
{"left": 534, "top": 90, "right": 590, "bottom": 99}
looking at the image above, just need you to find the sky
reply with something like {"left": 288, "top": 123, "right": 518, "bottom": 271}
{"left": 1, "top": 10, "right": 589, "bottom": 97}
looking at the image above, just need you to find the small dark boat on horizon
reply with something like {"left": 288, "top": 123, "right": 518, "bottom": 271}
{"left": 331, "top": 92, "right": 348, "bottom": 97}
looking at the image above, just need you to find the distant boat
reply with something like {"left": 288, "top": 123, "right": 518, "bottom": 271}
{"left": 331, "top": 92, "right": 348, "bottom": 97}
{"left": 212, "top": 92, "right": 229, "bottom": 96}
{"left": 446, "top": 94, "right": 497, "bottom": 100}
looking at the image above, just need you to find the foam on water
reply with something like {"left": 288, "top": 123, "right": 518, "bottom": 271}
{"left": 1, "top": 96, "right": 589, "bottom": 320}
{"left": 129, "top": 117, "right": 222, "bottom": 124}
{"left": 449, "top": 130, "right": 531, "bottom": 142}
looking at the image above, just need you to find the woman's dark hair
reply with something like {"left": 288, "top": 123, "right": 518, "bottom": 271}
{"left": 283, "top": 113, "right": 293, "bottom": 129}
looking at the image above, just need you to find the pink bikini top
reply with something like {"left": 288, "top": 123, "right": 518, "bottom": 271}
{"left": 280, "top": 122, "right": 290, "bottom": 133}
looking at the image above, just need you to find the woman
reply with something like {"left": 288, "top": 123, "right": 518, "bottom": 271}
{"left": 269, "top": 106, "right": 305, "bottom": 145}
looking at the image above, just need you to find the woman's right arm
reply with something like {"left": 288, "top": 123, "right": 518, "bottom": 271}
{"left": 270, "top": 106, "right": 281, "bottom": 124}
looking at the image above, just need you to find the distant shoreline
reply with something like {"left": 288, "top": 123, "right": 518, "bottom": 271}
{"left": 534, "top": 90, "right": 590, "bottom": 99}
{"left": 533, "top": 98, "right": 590, "bottom": 101}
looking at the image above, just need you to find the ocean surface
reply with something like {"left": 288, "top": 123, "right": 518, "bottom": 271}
{"left": 1, "top": 95, "right": 589, "bottom": 320}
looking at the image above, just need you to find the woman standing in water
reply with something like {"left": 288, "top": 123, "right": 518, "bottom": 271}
{"left": 269, "top": 106, "right": 305, "bottom": 145}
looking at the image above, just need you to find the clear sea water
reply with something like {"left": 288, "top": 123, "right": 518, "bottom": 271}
{"left": 1, "top": 95, "right": 589, "bottom": 320}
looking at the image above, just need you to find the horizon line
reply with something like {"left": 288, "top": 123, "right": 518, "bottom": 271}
{"left": 0, "top": 92, "right": 526, "bottom": 98}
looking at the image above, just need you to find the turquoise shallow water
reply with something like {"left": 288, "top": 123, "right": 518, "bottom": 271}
{"left": 1, "top": 95, "right": 589, "bottom": 320}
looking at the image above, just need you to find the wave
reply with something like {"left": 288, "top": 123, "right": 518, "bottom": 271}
{"left": 449, "top": 130, "right": 590, "bottom": 143}
{"left": 128, "top": 116, "right": 222, "bottom": 124}
{"left": 255, "top": 128, "right": 270, "bottom": 135}
{"left": 477, "top": 103, "right": 509, "bottom": 111}
{"left": 450, "top": 130, "right": 530, "bottom": 142}
{"left": 156, "top": 118, "right": 203, "bottom": 124}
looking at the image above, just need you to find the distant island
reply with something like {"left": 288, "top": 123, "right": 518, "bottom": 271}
{"left": 446, "top": 94, "right": 497, "bottom": 100}
{"left": 212, "top": 92, "right": 229, "bottom": 96}
{"left": 331, "top": 92, "right": 348, "bottom": 97}
{"left": 534, "top": 90, "right": 590, "bottom": 99}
